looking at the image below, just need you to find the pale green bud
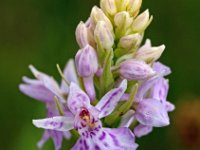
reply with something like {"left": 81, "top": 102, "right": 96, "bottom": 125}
{"left": 115, "top": 33, "right": 143, "bottom": 57}
{"left": 94, "top": 21, "right": 114, "bottom": 51}
{"left": 115, "top": 0, "right": 142, "bottom": 17}
{"left": 132, "top": 9, "right": 153, "bottom": 33}
{"left": 127, "top": 0, "right": 142, "bottom": 17}
{"left": 100, "top": 0, "right": 117, "bottom": 16}
{"left": 90, "top": 6, "right": 113, "bottom": 30}
{"left": 134, "top": 39, "right": 165, "bottom": 63}
{"left": 114, "top": 11, "right": 133, "bottom": 38}
{"left": 119, "top": 33, "right": 143, "bottom": 50}
{"left": 115, "top": 0, "right": 130, "bottom": 11}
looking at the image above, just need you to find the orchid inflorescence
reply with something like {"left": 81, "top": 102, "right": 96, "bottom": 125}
{"left": 19, "top": 0, "right": 175, "bottom": 149}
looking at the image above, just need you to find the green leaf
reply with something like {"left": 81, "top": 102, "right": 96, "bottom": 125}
{"left": 114, "top": 47, "right": 126, "bottom": 58}
{"left": 126, "top": 80, "right": 137, "bottom": 93}
{"left": 118, "top": 83, "right": 138, "bottom": 113}
{"left": 99, "top": 50, "right": 114, "bottom": 96}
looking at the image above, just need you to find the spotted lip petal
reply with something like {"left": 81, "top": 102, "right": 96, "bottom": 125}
{"left": 95, "top": 79, "right": 127, "bottom": 118}
{"left": 32, "top": 116, "right": 74, "bottom": 132}
{"left": 71, "top": 127, "right": 138, "bottom": 150}
{"left": 135, "top": 98, "right": 170, "bottom": 127}
{"left": 103, "top": 127, "right": 138, "bottom": 150}
{"left": 67, "top": 82, "right": 91, "bottom": 114}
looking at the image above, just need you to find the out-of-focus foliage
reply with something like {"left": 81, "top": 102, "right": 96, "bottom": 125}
{"left": 0, "top": 0, "right": 200, "bottom": 150}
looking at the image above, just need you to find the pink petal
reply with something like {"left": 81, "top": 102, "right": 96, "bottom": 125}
{"left": 22, "top": 76, "right": 41, "bottom": 85}
{"left": 150, "top": 78, "right": 169, "bottom": 103}
{"left": 96, "top": 79, "right": 127, "bottom": 118}
{"left": 67, "top": 82, "right": 91, "bottom": 114}
{"left": 33, "top": 116, "right": 74, "bottom": 132}
{"left": 61, "top": 59, "right": 79, "bottom": 93}
{"left": 101, "top": 127, "right": 138, "bottom": 150}
{"left": 19, "top": 84, "right": 54, "bottom": 102}
{"left": 29, "top": 65, "right": 65, "bottom": 102}
{"left": 165, "top": 101, "right": 175, "bottom": 112}
{"left": 135, "top": 98, "right": 170, "bottom": 127}
{"left": 153, "top": 62, "right": 171, "bottom": 76}
{"left": 134, "top": 124, "right": 153, "bottom": 138}
{"left": 37, "top": 130, "right": 50, "bottom": 149}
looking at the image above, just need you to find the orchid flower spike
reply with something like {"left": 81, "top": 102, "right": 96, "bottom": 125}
{"left": 19, "top": 0, "right": 175, "bottom": 149}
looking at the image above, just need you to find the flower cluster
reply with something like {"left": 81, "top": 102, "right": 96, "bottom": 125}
{"left": 19, "top": 0, "right": 175, "bottom": 149}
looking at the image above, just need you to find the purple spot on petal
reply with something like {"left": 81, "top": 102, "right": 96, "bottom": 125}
{"left": 90, "top": 131, "right": 96, "bottom": 137}
{"left": 103, "top": 142, "right": 109, "bottom": 147}
{"left": 83, "top": 140, "right": 89, "bottom": 149}
{"left": 109, "top": 133, "right": 120, "bottom": 146}
{"left": 99, "top": 131, "right": 106, "bottom": 141}
{"left": 79, "top": 139, "right": 82, "bottom": 144}
{"left": 95, "top": 145, "right": 100, "bottom": 150}
{"left": 72, "top": 101, "right": 76, "bottom": 105}
{"left": 59, "top": 122, "right": 63, "bottom": 128}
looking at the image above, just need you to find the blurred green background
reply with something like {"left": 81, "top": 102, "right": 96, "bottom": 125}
{"left": 1, "top": 0, "right": 200, "bottom": 150}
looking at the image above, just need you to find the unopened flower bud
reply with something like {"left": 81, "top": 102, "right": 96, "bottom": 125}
{"left": 75, "top": 21, "right": 95, "bottom": 48}
{"left": 114, "top": 11, "right": 133, "bottom": 38}
{"left": 132, "top": 9, "right": 153, "bottom": 33}
{"left": 135, "top": 39, "right": 165, "bottom": 63}
{"left": 90, "top": 6, "right": 113, "bottom": 30}
{"left": 115, "top": 0, "right": 129, "bottom": 11}
{"left": 135, "top": 98, "right": 170, "bottom": 127}
{"left": 127, "top": 0, "right": 142, "bottom": 17}
{"left": 119, "top": 59, "right": 155, "bottom": 80}
{"left": 94, "top": 21, "right": 114, "bottom": 51}
{"left": 119, "top": 33, "right": 143, "bottom": 50}
{"left": 100, "top": 0, "right": 117, "bottom": 16}
{"left": 75, "top": 45, "right": 98, "bottom": 77}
